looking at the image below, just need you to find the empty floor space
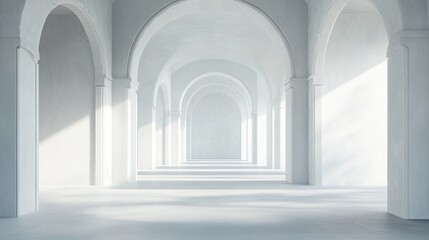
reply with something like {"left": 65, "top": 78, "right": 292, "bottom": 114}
{"left": 1, "top": 183, "right": 429, "bottom": 240}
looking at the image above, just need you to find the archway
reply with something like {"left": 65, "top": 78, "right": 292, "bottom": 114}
{"left": 132, "top": 0, "right": 292, "bottom": 179}
{"left": 11, "top": 0, "right": 109, "bottom": 217}
{"left": 320, "top": 0, "right": 388, "bottom": 186}
{"left": 39, "top": 6, "right": 96, "bottom": 185}
{"left": 179, "top": 72, "right": 255, "bottom": 165}
{"left": 309, "top": 0, "right": 402, "bottom": 186}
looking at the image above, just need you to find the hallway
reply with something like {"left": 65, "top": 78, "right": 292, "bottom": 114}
{"left": 1, "top": 182, "right": 429, "bottom": 240}
{"left": 2, "top": 2, "right": 429, "bottom": 240}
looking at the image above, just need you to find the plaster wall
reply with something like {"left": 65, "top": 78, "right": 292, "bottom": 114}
{"left": 0, "top": 39, "right": 19, "bottom": 217}
{"left": 190, "top": 94, "right": 241, "bottom": 160}
{"left": 39, "top": 15, "right": 95, "bottom": 185}
{"left": 402, "top": 36, "right": 429, "bottom": 219}
{"left": 322, "top": 12, "right": 388, "bottom": 186}
{"left": 0, "top": 0, "right": 26, "bottom": 217}
{"left": 16, "top": 47, "right": 38, "bottom": 216}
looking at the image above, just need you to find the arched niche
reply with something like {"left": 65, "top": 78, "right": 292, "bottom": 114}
{"left": 321, "top": 0, "right": 388, "bottom": 186}
{"left": 179, "top": 73, "right": 254, "bottom": 164}
{"left": 185, "top": 85, "right": 249, "bottom": 162}
{"left": 309, "top": 0, "right": 404, "bottom": 186}
{"left": 14, "top": 0, "right": 109, "bottom": 216}
{"left": 39, "top": 6, "right": 96, "bottom": 186}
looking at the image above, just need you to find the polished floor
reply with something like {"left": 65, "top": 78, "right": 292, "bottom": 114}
{"left": 1, "top": 181, "right": 429, "bottom": 240}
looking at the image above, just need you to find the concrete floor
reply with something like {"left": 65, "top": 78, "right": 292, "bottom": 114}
{"left": 1, "top": 181, "right": 429, "bottom": 240}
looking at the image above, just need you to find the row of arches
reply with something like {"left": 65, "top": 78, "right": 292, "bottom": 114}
{"left": 26, "top": 2, "right": 398, "bottom": 184}
{"left": 135, "top": 0, "right": 291, "bottom": 173}
{"left": 8, "top": 0, "right": 423, "bottom": 219}
{"left": 32, "top": 0, "right": 392, "bottom": 183}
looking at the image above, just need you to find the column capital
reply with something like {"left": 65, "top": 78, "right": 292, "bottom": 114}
{"left": 307, "top": 75, "right": 323, "bottom": 86}
{"left": 391, "top": 30, "right": 429, "bottom": 41}
{"left": 285, "top": 77, "right": 308, "bottom": 90}
{"left": 95, "top": 75, "right": 113, "bottom": 87}
{"left": 113, "top": 78, "right": 139, "bottom": 91}
{"left": 388, "top": 30, "right": 429, "bottom": 58}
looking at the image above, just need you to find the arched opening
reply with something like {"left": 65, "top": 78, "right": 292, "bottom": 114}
{"left": 179, "top": 72, "right": 254, "bottom": 165}
{"left": 37, "top": 5, "right": 107, "bottom": 188}
{"left": 10, "top": 0, "right": 109, "bottom": 216}
{"left": 39, "top": 6, "right": 95, "bottom": 185}
{"left": 316, "top": 0, "right": 388, "bottom": 186}
{"left": 133, "top": 0, "right": 292, "bottom": 180}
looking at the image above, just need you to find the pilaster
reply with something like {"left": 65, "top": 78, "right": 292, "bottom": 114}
{"left": 285, "top": 78, "right": 308, "bottom": 184}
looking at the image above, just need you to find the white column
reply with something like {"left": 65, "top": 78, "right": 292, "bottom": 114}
{"left": 112, "top": 78, "right": 139, "bottom": 184}
{"left": 251, "top": 112, "right": 258, "bottom": 164}
{"left": 285, "top": 78, "right": 308, "bottom": 184}
{"left": 308, "top": 76, "right": 322, "bottom": 186}
{"left": 241, "top": 114, "right": 248, "bottom": 161}
{"left": 0, "top": 38, "right": 40, "bottom": 217}
{"left": 279, "top": 93, "right": 287, "bottom": 171}
{"left": 266, "top": 102, "right": 274, "bottom": 168}
{"left": 170, "top": 111, "right": 181, "bottom": 165}
{"left": 387, "top": 31, "right": 429, "bottom": 219}
{"left": 165, "top": 111, "right": 172, "bottom": 165}
{"left": 273, "top": 104, "right": 281, "bottom": 169}
{"left": 95, "top": 77, "right": 113, "bottom": 186}
{"left": 151, "top": 106, "right": 157, "bottom": 169}
{"left": 246, "top": 113, "right": 253, "bottom": 162}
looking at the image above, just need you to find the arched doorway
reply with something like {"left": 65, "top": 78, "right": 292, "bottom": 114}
{"left": 11, "top": 0, "right": 109, "bottom": 217}
{"left": 129, "top": 0, "right": 293, "bottom": 179}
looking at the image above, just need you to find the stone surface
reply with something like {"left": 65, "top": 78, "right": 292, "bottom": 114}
{"left": 1, "top": 183, "right": 429, "bottom": 240}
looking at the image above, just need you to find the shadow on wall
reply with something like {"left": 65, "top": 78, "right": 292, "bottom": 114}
{"left": 39, "top": 11, "right": 96, "bottom": 186}
{"left": 321, "top": 4, "right": 388, "bottom": 186}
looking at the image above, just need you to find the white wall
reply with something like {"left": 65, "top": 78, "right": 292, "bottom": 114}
{"left": 155, "top": 89, "right": 166, "bottom": 165}
{"left": 322, "top": 11, "right": 388, "bottom": 186}
{"left": 190, "top": 94, "right": 241, "bottom": 160}
{"left": 39, "top": 14, "right": 95, "bottom": 185}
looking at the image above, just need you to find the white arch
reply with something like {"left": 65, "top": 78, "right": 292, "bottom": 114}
{"left": 20, "top": 0, "right": 107, "bottom": 82}
{"left": 127, "top": 0, "right": 295, "bottom": 87}
{"left": 309, "top": 0, "right": 397, "bottom": 186}
{"left": 312, "top": 0, "right": 403, "bottom": 78}
{"left": 19, "top": 0, "right": 110, "bottom": 187}
{"left": 184, "top": 84, "right": 251, "bottom": 162}
{"left": 179, "top": 72, "right": 254, "bottom": 114}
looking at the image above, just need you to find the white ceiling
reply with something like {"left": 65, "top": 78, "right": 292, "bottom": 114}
{"left": 342, "top": 0, "right": 377, "bottom": 13}
{"left": 139, "top": 0, "right": 291, "bottom": 97}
